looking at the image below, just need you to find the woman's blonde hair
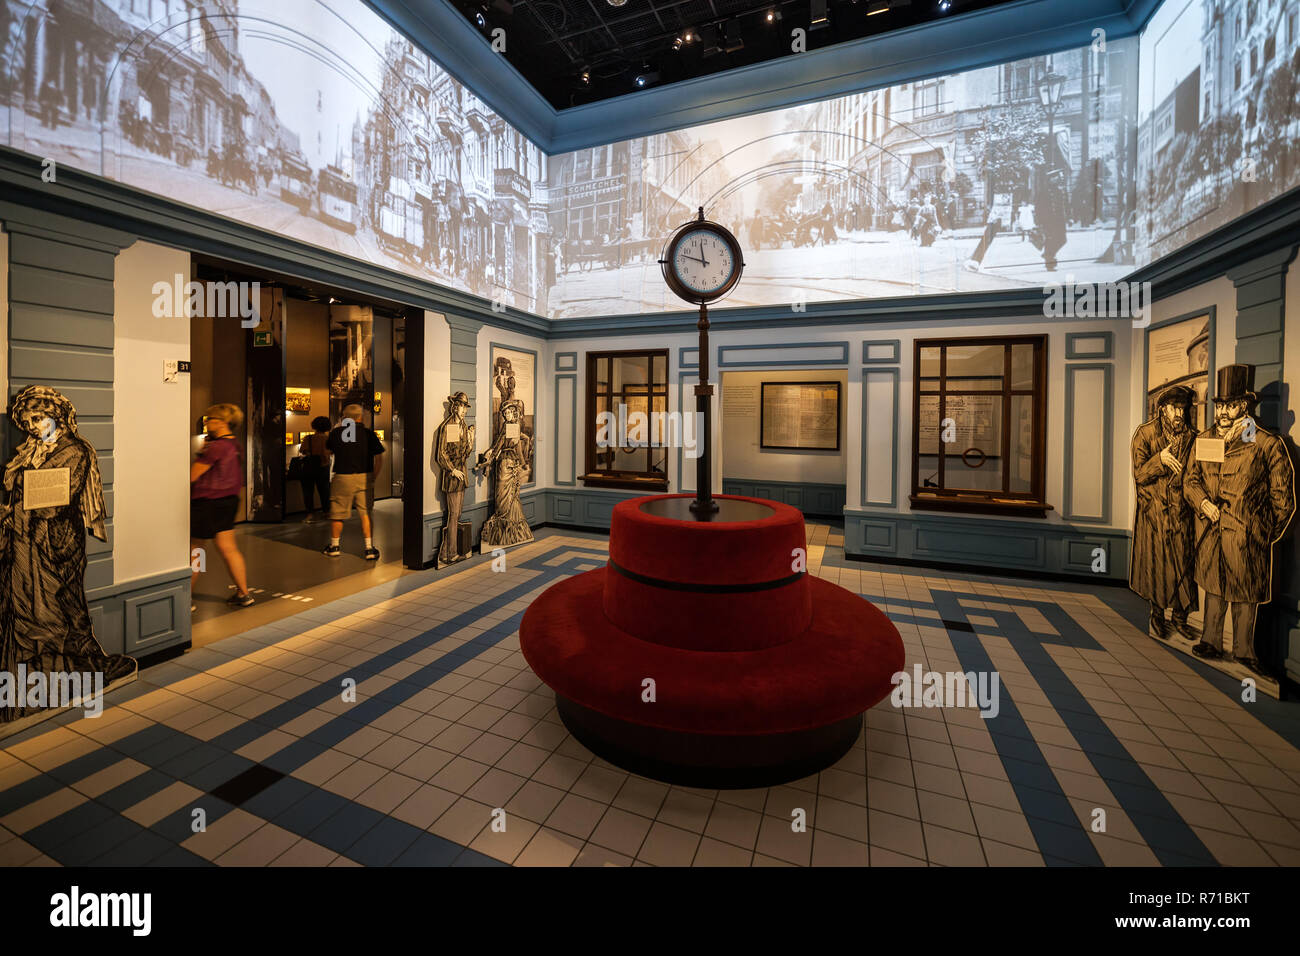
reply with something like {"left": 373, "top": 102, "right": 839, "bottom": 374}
{"left": 204, "top": 403, "right": 245, "bottom": 430}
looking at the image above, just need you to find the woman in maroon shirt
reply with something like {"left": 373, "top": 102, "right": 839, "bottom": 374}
{"left": 191, "top": 403, "right": 254, "bottom": 609}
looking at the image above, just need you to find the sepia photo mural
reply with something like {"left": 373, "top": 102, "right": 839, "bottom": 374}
{"left": 2, "top": 0, "right": 1298, "bottom": 319}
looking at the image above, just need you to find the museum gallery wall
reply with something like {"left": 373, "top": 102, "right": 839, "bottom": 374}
{"left": 4, "top": 0, "right": 1298, "bottom": 319}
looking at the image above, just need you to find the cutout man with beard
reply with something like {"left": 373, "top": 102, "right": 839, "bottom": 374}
{"left": 1130, "top": 385, "right": 1198, "bottom": 640}
{"left": 1183, "top": 365, "right": 1295, "bottom": 675}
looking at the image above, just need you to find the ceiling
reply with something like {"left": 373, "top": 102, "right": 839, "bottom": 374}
{"left": 448, "top": 0, "right": 1025, "bottom": 107}
{"left": 366, "top": 0, "right": 1164, "bottom": 152}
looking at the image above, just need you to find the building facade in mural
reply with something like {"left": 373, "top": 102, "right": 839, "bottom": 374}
{"left": 434, "top": 391, "right": 474, "bottom": 567}
{"left": 1182, "top": 365, "right": 1296, "bottom": 676}
{"left": 1, "top": 386, "right": 137, "bottom": 724}
{"left": 1137, "top": 0, "right": 1300, "bottom": 258}
{"left": 1130, "top": 385, "right": 1199, "bottom": 640}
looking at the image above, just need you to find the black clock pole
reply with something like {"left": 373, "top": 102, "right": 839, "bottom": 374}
{"left": 690, "top": 298, "right": 718, "bottom": 518}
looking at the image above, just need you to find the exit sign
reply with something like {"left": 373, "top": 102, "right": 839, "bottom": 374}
{"left": 253, "top": 331, "right": 273, "bottom": 347}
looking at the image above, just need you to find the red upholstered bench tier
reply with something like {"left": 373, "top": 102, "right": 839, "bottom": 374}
{"left": 604, "top": 494, "right": 812, "bottom": 650}
{"left": 522, "top": 567, "right": 904, "bottom": 737}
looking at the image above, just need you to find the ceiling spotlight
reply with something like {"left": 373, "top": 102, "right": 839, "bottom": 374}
{"left": 765, "top": 7, "right": 780, "bottom": 22}
{"left": 474, "top": 9, "right": 487, "bottom": 27}
{"left": 578, "top": 68, "right": 590, "bottom": 85}
{"left": 938, "top": 0, "right": 951, "bottom": 8}
{"left": 810, "top": 0, "right": 829, "bottom": 29}
{"left": 607, "top": 0, "right": 628, "bottom": 6}
{"left": 684, "top": 30, "right": 695, "bottom": 42}
{"left": 672, "top": 35, "right": 684, "bottom": 50}
{"left": 635, "top": 68, "right": 660, "bottom": 88}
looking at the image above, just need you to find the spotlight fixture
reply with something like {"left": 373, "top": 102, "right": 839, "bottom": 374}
{"left": 684, "top": 30, "right": 695, "bottom": 42}
{"left": 765, "top": 7, "right": 780, "bottom": 22}
{"left": 635, "top": 67, "right": 660, "bottom": 88}
{"left": 723, "top": 19, "right": 744, "bottom": 52}
{"left": 578, "top": 68, "right": 591, "bottom": 85}
{"left": 810, "top": 0, "right": 829, "bottom": 29}
{"left": 938, "top": 0, "right": 951, "bottom": 9}
{"left": 607, "top": 0, "right": 628, "bottom": 7}
{"left": 474, "top": 8, "right": 487, "bottom": 27}
{"left": 673, "top": 35, "right": 684, "bottom": 50}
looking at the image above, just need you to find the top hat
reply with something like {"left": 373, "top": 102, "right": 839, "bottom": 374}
{"left": 1212, "top": 364, "right": 1258, "bottom": 405}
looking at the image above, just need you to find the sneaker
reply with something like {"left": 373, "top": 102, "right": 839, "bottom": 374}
{"left": 323, "top": 544, "right": 341, "bottom": 558}
{"left": 364, "top": 547, "right": 380, "bottom": 561}
{"left": 226, "top": 592, "right": 254, "bottom": 608}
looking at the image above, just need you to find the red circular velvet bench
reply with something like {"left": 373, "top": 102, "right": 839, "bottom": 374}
{"left": 520, "top": 494, "right": 904, "bottom": 787}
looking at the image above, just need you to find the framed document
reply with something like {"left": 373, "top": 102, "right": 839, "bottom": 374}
{"left": 760, "top": 382, "right": 841, "bottom": 451}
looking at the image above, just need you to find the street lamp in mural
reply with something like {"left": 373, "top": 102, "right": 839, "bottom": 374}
{"left": 1037, "top": 70, "right": 1067, "bottom": 163}
{"left": 1034, "top": 69, "right": 1068, "bottom": 272}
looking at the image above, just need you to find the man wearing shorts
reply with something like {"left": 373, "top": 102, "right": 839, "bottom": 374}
{"left": 323, "top": 403, "right": 385, "bottom": 560}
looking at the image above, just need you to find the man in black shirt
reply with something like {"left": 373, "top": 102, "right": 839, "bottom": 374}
{"left": 323, "top": 403, "right": 384, "bottom": 560}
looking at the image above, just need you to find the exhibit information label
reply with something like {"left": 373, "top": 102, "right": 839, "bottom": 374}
{"left": 1196, "top": 437, "right": 1226, "bottom": 463}
{"left": 24, "top": 467, "right": 71, "bottom": 510}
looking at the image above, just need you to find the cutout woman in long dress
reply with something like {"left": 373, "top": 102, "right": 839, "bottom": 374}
{"left": 477, "top": 397, "right": 534, "bottom": 549}
{"left": 1, "top": 386, "right": 136, "bottom": 722}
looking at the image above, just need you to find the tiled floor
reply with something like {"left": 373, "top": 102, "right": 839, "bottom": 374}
{"left": 2, "top": 524, "right": 1299, "bottom": 867}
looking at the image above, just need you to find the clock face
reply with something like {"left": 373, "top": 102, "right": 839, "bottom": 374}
{"left": 670, "top": 228, "right": 737, "bottom": 299}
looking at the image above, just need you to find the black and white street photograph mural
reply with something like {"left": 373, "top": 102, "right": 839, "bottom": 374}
{"left": 6, "top": 0, "right": 1294, "bottom": 321}
{"left": 1136, "top": 0, "right": 1300, "bottom": 261}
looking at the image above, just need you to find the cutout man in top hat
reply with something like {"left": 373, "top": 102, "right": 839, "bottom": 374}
{"left": 1130, "top": 384, "right": 1198, "bottom": 640}
{"left": 1182, "top": 364, "right": 1295, "bottom": 675}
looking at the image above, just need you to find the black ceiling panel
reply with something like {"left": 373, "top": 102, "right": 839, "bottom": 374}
{"left": 450, "top": 0, "right": 1027, "bottom": 107}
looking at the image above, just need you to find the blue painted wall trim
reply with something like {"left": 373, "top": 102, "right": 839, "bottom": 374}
{"left": 861, "top": 367, "right": 901, "bottom": 508}
{"left": 863, "top": 340, "right": 902, "bottom": 364}
{"left": 1064, "top": 331, "right": 1114, "bottom": 360}
{"left": 717, "top": 341, "right": 850, "bottom": 367}
{"left": 721, "top": 478, "right": 847, "bottom": 516}
{"left": 1062, "top": 362, "right": 1115, "bottom": 525}
{"left": 553, "top": 373, "right": 578, "bottom": 487}
{"left": 844, "top": 509, "right": 1131, "bottom": 581}
{"left": 554, "top": 351, "right": 578, "bottom": 372}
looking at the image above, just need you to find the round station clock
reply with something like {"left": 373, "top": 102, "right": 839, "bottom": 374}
{"left": 660, "top": 209, "right": 744, "bottom": 305}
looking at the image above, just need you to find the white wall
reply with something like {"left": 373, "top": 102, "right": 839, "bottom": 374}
{"left": 113, "top": 241, "right": 192, "bottom": 583}
{"left": 721, "top": 369, "right": 848, "bottom": 484}
{"left": 548, "top": 315, "right": 1136, "bottom": 533}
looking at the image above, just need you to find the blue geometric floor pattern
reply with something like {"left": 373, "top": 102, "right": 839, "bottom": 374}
{"left": 1, "top": 525, "right": 1298, "bottom": 866}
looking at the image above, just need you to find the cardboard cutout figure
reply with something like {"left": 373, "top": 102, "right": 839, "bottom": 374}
{"left": 1182, "top": 365, "right": 1296, "bottom": 677}
{"left": 435, "top": 392, "right": 475, "bottom": 567}
{"left": 476, "top": 358, "right": 534, "bottom": 551}
{"left": 1, "top": 386, "right": 137, "bottom": 724}
{"left": 1129, "top": 385, "right": 1199, "bottom": 640}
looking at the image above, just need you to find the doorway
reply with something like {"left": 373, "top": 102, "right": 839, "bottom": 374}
{"left": 187, "top": 259, "right": 419, "bottom": 643}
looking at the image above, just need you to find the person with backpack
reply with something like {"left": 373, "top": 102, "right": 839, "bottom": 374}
{"left": 297, "top": 416, "right": 333, "bottom": 522}
{"left": 190, "top": 403, "right": 253, "bottom": 609}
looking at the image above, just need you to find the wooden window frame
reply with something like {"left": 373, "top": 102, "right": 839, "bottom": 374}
{"left": 909, "top": 335, "right": 1052, "bottom": 518}
{"left": 582, "top": 348, "right": 671, "bottom": 492}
